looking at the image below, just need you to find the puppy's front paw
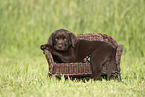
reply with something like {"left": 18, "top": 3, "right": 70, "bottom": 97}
{"left": 40, "top": 45, "right": 45, "bottom": 50}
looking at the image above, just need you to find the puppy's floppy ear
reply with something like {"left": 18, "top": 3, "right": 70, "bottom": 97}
{"left": 69, "top": 32, "right": 78, "bottom": 48}
{"left": 48, "top": 32, "right": 54, "bottom": 46}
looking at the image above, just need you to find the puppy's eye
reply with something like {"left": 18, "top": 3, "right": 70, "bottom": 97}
{"left": 64, "top": 38, "right": 67, "bottom": 41}
{"left": 55, "top": 38, "right": 58, "bottom": 41}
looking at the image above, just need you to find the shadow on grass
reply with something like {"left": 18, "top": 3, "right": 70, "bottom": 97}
{"left": 49, "top": 75, "right": 119, "bottom": 82}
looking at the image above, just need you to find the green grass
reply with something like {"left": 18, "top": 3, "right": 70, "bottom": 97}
{"left": 0, "top": 0, "right": 145, "bottom": 97}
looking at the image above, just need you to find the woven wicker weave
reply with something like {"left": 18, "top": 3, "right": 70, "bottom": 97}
{"left": 43, "top": 33, "right": 123, "bottom": 78}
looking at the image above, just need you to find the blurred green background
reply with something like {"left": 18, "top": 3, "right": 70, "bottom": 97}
{"left": 0, "top": 0, "right": 144, "bottom": 58}
{"left": 0, "top": 0, "right": 145, "bottom": 97}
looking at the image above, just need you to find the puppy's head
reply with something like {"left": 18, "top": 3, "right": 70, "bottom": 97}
{"left": 48, "top": 29, "right": 78, "bottom": 51}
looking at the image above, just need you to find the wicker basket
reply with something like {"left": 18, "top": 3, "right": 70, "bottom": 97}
{"left": 43, "top": 33, "right": 123, "bottom": 78}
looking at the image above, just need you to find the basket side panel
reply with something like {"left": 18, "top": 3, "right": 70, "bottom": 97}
{"left": 44, "top": 50, "right": 55, "bottom": 75}
{"left": 116, "top": 45, "right": 123, "bottom": 72}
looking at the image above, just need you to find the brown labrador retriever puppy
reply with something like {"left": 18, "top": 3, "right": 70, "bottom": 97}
{"left": 41, "top": 29, "right": 117, "bottom": 80}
